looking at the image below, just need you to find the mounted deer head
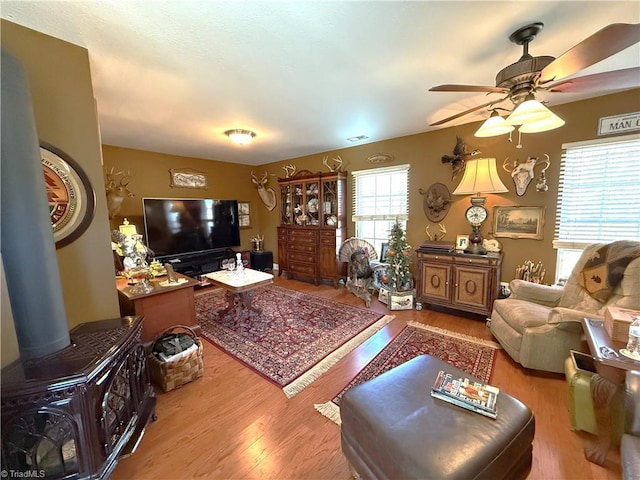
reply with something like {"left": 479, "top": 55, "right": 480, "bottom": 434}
{"left": 251, "top": 170, "right": 277, "bottom": 211}
{"left": 502, "top": 154, "right": 550, "bottom": 196}
{"left": 105, "top": 168, "right": 135, "bottom": 219}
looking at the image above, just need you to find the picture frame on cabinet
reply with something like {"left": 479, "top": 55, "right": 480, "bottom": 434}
{"left": 493, "top": 206, "right": 545, "bottom": 240}
{"left": 455, "top": 235, "right": 469, "bottom": 250}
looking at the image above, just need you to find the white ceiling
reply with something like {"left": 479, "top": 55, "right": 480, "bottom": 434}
{"left": 2, "top": 1, "right": 639, "bottom": 166}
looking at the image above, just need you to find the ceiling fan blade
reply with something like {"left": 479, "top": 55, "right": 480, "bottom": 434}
{"left": 429, "top": 98, "right": 507, "bottom": 127}
{"left": 430, "top": 84, "right": 509, "bottom": 93}
{"left": 540, "top": 23, "right": 640, "bottom": 83}
{"left": 545, "top": 67, "right": 640, "bottom": 93}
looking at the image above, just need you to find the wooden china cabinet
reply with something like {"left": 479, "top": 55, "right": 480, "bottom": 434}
{"left": 277, "top": 169, "right": 347, "bottom": 287}
{"left": 416, "top": 248, "right": 502, "bottom": 317}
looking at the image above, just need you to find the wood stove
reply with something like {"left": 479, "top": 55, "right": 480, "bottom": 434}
{"left": 1, "top": 316, "right": 156, "bottom": 479}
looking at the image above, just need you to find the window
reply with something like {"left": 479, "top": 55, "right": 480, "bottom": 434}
{"left": 352, "top": 164, "right": 410, "bottom": 256}
{"left": 554, "top": 134, "right": 640, "bottom": 282}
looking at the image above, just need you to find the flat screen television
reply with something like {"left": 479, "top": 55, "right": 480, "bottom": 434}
{"left": 142, "top": 198, "right": 240, "bottom": 258}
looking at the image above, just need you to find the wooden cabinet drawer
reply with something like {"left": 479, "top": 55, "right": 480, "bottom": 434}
{"left": 453, "top": 256, "right": 498, "bottom": 266}
{"left": 289, "top": 243, "right": 316, "bottom": 254}
{"left": 417, "top": 252, "right": 454, "bottom": 263}
{"left": 288, "top": 235, "right": 316, "bottom": 246}
{"left": 289, "top": 251, "right": 316, "bottom": 263}
{"left": 319, "top": 236, "right": 336, "bottom": 246}
{"left": 288, "top": 261, "right": 316, "bottom": 276}
{"left": 288, "top": 228, "right": 316, "bottom": 239}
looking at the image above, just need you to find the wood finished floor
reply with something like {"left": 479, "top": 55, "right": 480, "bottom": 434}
{"left": 113, "top": 275, "right": 620, "bottom": 480}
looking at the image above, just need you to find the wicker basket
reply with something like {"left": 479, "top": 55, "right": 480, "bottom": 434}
{"left": 149, "top": 325, "right": 204, "bottom": 392}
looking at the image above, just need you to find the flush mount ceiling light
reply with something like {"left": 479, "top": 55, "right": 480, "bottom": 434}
{"left": 224, "top": 129, "right": 256, "bottom": 145}
{"left": 347, "top": 135, "right": 369, "bottom": 142}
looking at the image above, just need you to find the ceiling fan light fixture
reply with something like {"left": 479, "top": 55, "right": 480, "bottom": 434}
{"left": 224, "top": 129, "right": 256, "bottom": 145}
{"left": 474, "top": 111, "right": 515, "bottom": 137}
{"left": 518, "top": 111, "right": 565, "bottom": 133}
{"left": 506, "top": 95, "right": 553, "bottom": 125}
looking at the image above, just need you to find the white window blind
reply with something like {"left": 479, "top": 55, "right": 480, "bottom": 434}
{"left": 554, "top": 134, "right": 640, "bottom": 249}
{"left": 352, "top": 164, "right": 410, "bottom": 222}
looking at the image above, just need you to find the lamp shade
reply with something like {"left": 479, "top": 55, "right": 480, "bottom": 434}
{"left": 506, "top": 96, "right": 553, "bottom": 126}
{"left": 518, "top": 111, "right": 565, "bottom": 133}
{"left": 452, "top": 158, "right": 509, "bottom": 195}
{"left": 225, "top": 129, "right": 256, "bottom": 145}
{"left": 474, "top": 111, "right": 515, "bottom": 137}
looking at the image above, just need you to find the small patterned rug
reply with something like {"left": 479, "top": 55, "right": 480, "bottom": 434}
{"left": 195, "top": 285, "right": 394, "bottom": 398}
{"left": 314, "top": 321, "right": 500, "bottom": 424}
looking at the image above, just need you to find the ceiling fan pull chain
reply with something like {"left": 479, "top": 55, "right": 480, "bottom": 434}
{"left": 516, "top": 129, "right": 523, "bottom": 149}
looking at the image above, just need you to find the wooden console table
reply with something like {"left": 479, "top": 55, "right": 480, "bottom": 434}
{"left": 581, "top": 317, "right": 639, "bottom": 466}
{"left": 116, "top": 272, "right": 200, "bottom": 343}
{"left": 416, "top": 249, "right": 502, "bottom": 317}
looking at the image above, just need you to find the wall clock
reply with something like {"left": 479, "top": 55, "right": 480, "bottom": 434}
{"left": 40, "top": 142, "right": 96, "bottom": 248}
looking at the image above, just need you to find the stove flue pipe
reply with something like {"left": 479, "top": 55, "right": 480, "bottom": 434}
{"left": 1, "top": 50, "right": 70, "bottom": 359}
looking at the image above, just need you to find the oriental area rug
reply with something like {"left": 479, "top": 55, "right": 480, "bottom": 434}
{"left": 314, "top": 321, "right": 500, "bottom": 424}
{"left": 195, "top": 285, "right": 394, "bottom": 398}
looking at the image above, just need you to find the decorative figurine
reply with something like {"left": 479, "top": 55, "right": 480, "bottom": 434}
{"left": 441, "top": 136, "right": 480, "bottom": 181}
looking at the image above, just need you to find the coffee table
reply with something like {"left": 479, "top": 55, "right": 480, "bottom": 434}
{"left": 204, "top": 268, "right": 274, "bottom": 321}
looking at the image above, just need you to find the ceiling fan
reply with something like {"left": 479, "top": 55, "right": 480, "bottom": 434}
{"left": 429, "top": 22, "right": 640, "bottom": 127}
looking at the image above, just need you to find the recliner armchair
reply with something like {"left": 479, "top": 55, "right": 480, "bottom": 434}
{"left": 489, "top": 241, "right": 640, "bottom": 373}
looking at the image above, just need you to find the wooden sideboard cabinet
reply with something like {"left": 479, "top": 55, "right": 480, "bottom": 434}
{"left": 416, "top": 249, "right": 502, "bottom": 317}
{"left": 116, "top": 272, "right": 200, "bottom": 343}
{"left": 277, "top": 169, "right": 347, "bottom": 287}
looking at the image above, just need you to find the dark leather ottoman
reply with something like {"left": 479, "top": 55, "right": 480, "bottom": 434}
{"left": 341, "top": 354, "right": 535, "bottom": 480}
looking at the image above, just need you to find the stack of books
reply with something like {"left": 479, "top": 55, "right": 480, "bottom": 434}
{"left": 418, "top": 240, "right": 455, "bottom": 252}
{"left": 431, "top": 370, "right": 499, "bottom": 419}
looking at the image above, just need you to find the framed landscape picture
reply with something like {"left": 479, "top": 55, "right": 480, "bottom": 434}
{"left": 493, "top": 206, "right": 545, "bottom": 240}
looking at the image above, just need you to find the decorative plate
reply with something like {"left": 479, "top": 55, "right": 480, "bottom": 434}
{"left": 41, "top": 142, "right": 96, "bottom": 248}
{"left": 419, "top": 182, "right": 451, "bottom": 222}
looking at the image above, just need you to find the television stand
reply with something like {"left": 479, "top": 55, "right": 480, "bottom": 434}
{"left": 161, "top": 248, "right": 238, "bottom": 278}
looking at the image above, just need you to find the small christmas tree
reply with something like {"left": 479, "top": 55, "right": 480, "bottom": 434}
{"left": 386, "top": 221, "right": 413, "bottom": 292}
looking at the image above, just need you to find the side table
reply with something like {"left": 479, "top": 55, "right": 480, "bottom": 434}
{"left": 250, "top": 250, "right": 273, "bottom": 271}
{"left": 581, "top": 317, "right": 639, "bottom": 465}
{"left": 116, "top": 272, "right": 200, "bottom": 343}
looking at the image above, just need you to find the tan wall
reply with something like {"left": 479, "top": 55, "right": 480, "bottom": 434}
{"left": 101, "top": 145, "right": 268, "bottom": 252}
{"left": 103, "top": 90, "right": 639, "bottom": 285}
{"left": 1, "top": 20, "right": 119, "bottom": 366}
{"left": 261, "top": 89, "right": 640, "bottom": 283}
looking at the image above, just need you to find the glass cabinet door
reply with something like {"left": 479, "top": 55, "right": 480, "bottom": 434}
{"left": 280, "top": 184, "right": 293, "bottom": 225}
{"left": 291, "top": 182, "right": 305, "bottom": 225}
{"left": 305, "top": 181, "right": 320, "bottom": 226}
{"left": 322, "top": 179, "right": 338, "bottom": 226}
